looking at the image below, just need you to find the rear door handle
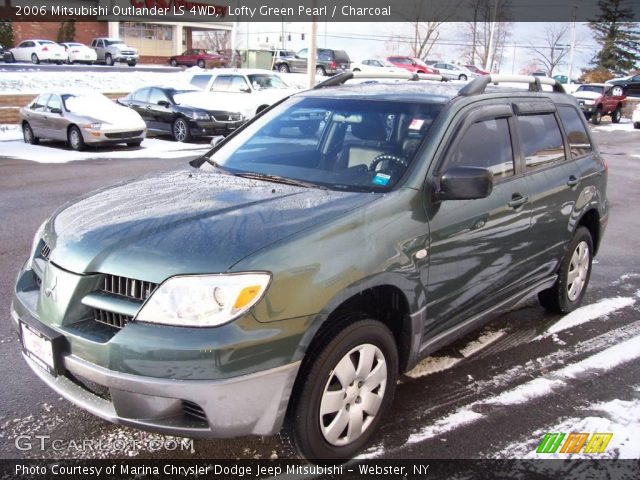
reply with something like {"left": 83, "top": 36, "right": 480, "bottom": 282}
{"left": 567, "top": 175, "right": 580, "bottom": 187}
{"left": 508, "top": 193, "right": 529, "bottom": 209}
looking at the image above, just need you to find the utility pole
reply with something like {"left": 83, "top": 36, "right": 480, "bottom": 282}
{"left": 567, "top": 5, "right": 577, "bottom": 83}
{"left": 307, "top": 20, "right": 317, "bottom": 88}
{"left": 485, "top": 0, "right": 499, "bottom": 72}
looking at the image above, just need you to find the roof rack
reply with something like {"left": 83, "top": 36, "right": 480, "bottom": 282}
{"left": 459, "top": 74, "right": 566, "bottom": 96}
{"left": 314, "top": 71, "right": 444, "bottom": 89}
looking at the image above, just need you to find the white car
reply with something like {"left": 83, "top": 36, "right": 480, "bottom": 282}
{"left": 8, "top": 39, "right": 66, "bottom": 64}
{"left": 633, "top": 103, "right": 640, "bottom": 129}
{"left": 60, "top": 42, "right": 97, "bottom": 64}
{"left": 432, "top": 62, "right": 477, "bottom": 81}
{"left": 351, "top": 59, "right": 404, "bottom": 73}
{"left": 187, "top": 69, "right": 297, "bottom": 119}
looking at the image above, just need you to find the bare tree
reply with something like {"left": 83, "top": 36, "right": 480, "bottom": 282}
{"left": 195, "top": 30, "right": 230, "bottom": 53}
{"left": 465, "top": 0, "right": 512, "bottom": 71}
{"left": 528, "top": 24, "right": 571, "bottom": 76}
{"left": 399, "top": 1, "right": 458, "bottom": 60}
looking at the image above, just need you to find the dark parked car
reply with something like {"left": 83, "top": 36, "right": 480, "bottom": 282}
{"left": 118, "top": 86, "right": 244, "bottom": 142}
{"left": 13, "top": 73, "right": 607, "bottom": 461}
{"left": 273, "top": 48, "right": 351, "bottom": 76}
{"left": 572, "top": 83, "right": 626, "bottom": 124}
{"left": 168, "top": 49, "right": 227, "bottom": 68}
{"left": 607, "top": 73, "right": 640, "bottom": 97}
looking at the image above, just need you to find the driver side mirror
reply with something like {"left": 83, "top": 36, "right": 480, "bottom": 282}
{"left": 50, "top": 107, "right": 62, "bottom": 114}
{"left": 434, "top": 166, "right": 493, "bottom": 201}
{"left": 239, "top": 86, "right": 251, "bottom": 93}
{"left": 157, "top": 100, "right": 171, "bottom": 107}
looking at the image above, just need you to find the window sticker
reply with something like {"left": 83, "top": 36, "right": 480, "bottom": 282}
{"left": 409, "top": 118, "right": 425, "bottom": 130}
{"left": 372, "top": 173, "right": 391, "bottom": 186}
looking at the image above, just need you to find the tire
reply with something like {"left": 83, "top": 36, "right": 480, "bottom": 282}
{"left": 611, "top": 105, "right": 622, "bottom": 124}
{"left": 128, "top": 61, "right": 137, "bottom": 67}
{"left": 22, "top": 122, "right": 39, "bottom": 145}
{"left": 634, "top": 122, "right": 640, "bottom": 129}
{"left": 172, "top": 118, "right": 191, "bottom": 142}
{"left": 591, "top": 107, "right": 602, "bottom": 125}
{"left": 282, "top": 318, "right": 398, "bottom": 461}
{"left": 105, "top": 54, "right": 114, "bottom": 66}
{"left": 126, "top": 140, "right": 143, "bottom": 147}
{"left": 197, "top": 59, "right": 205, "bottom": 68}
{"left": 6, "top": 53, "right": 15, "bottom": 63}
{"left": 170, "top": 58, "right": 178, "bottom": 67}
{"left": 316, "top": 66, "right": 326, "bottom": 77}
{"left": 278, "top": 63, "right": 290, "bottom": 73}
{"left": 31, "top": 53, "right": 39, "bottom": 65}
{"left": 539, "top": 226, "right": 593, "bottom": 313}
{"left": 67, "top": 125, "right": 85, "bottom": 151}
{"left": 459, "top": 74, "right": 467, "bottom": 81}
{"left": 352, "top": 68, "right": 361, "bottom": 72}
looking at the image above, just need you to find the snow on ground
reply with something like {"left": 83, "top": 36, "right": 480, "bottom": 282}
{"left": 0, "top": 137, "right": 208, "bottom": 163}
{"left": 460, "top": 329, "right": 505, "bottom": 357}
{"left": 542, "top": 296, "right": 636, "bottom": 336}
{"left": 0, "top": 67, "right": 312, "bottom": 94}
{"left": 0, "top": 124, "right": 21, "bottom": 141}
{"left": 495, "top": 386, "right": 640, "bottom": 459}
{"left": 405, "top": 334, "right": 640, "bottom": 449}
{"left": 591, "top": 119, "right": 636, "bottom": 132}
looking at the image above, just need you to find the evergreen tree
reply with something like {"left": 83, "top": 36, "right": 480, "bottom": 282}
{"left": 0, "top": 20, "right": 14, "bottom": 49}
{"left": 57, "top": 21, "right": 76, "bottom": 43}
{"left": 589, "top": 0, "right": 640, "bottom": 73}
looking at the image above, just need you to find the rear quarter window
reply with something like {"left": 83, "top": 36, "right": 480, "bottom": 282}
{"left": 557, "top": 105, "right": 592, "bottom": 158}
{"left": 516, "top": 113, "right": 566, "bottom": 169}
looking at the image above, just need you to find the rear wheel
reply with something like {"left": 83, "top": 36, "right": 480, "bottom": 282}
{"left": 22, "top": 122, "right": 39, "bottom": 145}
{"left": 459, "top": 74, "right": 467, "bottom": 81}
{"left": 172, "top": 118, "right": 191, "bottom": 142}
{"left": 591, "top": 107, "right": 602, "bottom": 125}
{"left": 170, "top": 58, "right": 178, "bottom": 67}
{"left": 539, "top": 226, "right": 593, "bottom": 313}
{"left": 316, "top": 66, "right": 326, "bottom": 77}
{"left": 197, "top": 59, "right": 205, "bottom": 68}
{"left": 282, "top": 318, "right": 398, "bottom": 461}
{"left": 611, "top": 105, "right": 622, "bottom": 123}
{"left": 634, "top": 122, "right": 640, "bottom": 129}
{"left": 67, "top": 126, "right": 85, "bottom": 151}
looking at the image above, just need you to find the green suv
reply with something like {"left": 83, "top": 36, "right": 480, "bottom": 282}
{"left": 11, "top": 72, "right": 608, "bottom": 460}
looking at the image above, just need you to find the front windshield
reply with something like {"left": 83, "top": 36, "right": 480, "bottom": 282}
{"left": 577, "top": 85, "right": 604, "bottom": 94}
{"left": 201, "top": 96, "right": 442, "bottom": 192}
{"left": 248, "top": 74, "right": 289, "bottom": 90}
{"left": 105, "top": 40, "right": 125, "bottom": 46}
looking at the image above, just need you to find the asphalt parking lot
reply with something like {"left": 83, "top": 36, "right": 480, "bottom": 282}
{"left": 0, "top": 123, "right": 639, "bottom": 463}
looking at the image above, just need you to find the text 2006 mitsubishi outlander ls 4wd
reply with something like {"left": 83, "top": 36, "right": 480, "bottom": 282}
{"left": 12, "top": 73, "right": 607, "bottom": 460}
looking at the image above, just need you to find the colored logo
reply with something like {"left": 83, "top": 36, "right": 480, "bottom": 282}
{"left": 536, "top": 432, "right": 613, "bottom": 455}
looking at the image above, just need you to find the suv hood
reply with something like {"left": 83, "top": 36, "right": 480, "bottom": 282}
{"left": 47, "top": 168, "right": 378, "bottom": 281}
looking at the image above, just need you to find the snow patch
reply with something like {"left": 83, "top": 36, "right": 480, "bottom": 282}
{"left": 405, "top": 356, "right": 460, "bottom": 379}
{"left": 460, "top": 329, "right": 505, "bottom": 357}
{"left": 544, "top": 296, "right": 635, "bottom": 336}
{"left": 592, "top": 119, "right": 635, "bottom": 132}
{"left": 407, "top": 408, "right": 484, "bottom": 444}
{"left": 0, "top": 124, "right": 22, "bottom": 141}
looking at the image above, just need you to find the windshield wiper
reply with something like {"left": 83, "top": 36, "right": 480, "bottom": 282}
{"left": 233, "top": 172, "right": 327, "bottom": 189}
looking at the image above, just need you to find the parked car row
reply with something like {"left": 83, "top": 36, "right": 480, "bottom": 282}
{"left": 272, "top": 48, "right": 351, "bottom": 76}
{"left": 3, "top": 37, "right": 138, "bottom": 66}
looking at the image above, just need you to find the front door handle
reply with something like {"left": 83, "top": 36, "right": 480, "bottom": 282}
{"left": 508, "top": 193, "right": 529, "bottom": 209}
{"left": 567, "top": 175, "right": 581, "bottom": 187}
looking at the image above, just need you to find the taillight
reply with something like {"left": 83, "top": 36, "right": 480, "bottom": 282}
{"left": 42, "top": 46, "right": 49, "bottom": 52}
{"left": 603, "top": 158, "right": 608, "bottom": 173}
{"left": 331, "top": 60, "right": 336, "bottom": 69}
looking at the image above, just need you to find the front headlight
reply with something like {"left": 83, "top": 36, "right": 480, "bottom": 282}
{"left": 135, "top": 273, "right": 271, "bottom": 327}
{"left": 192, "top": 110, "right": 210, "bottom": 121}
{"left": 83, "top": 122, "right": 102, "bottom": 130}
{"left": 25, "top": 220, "right": 46, "bottom": 269}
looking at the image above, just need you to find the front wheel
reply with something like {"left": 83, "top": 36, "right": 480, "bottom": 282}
{"left": 67, "top": 125, "right": 85, "bottom": 151}
{"left": 282, "top": 319, "right": 398, "bottom": 461}
{"left": 611, "top": 105, "right": 622, "bottom": 123}
{"left": 539, "top": 226, "right": 593, "bottom": 313}
{"left": 277, "top": 63, "right": 290, "bottom": 73}
{"left": 128, "top": 61, "right": 137, "bottom": 67}
{"left": 634, "top": 122, "right": 640, "bottom": 129}
{"left": 22, "top": 122, "right": 39, "bottom": 145}
{"left": 197, "top": 59, "right": 205, "bottom": 69}
{"left": 172, "top": 118, "right": 191, "bottom": 142}
{"left": 105, "top": 54, "right": 114, "bottom": 66}
{"left": 459, "top": 74, "right": 467, "bottom": 81}
{"left": 31, "top": 53, "right": 39, "bottom": 64}
{"left": 591, "top": 107, "right": 602, "bottom": 125}
{"left": 170, "top": 58, "right": 178, "bottom": 67}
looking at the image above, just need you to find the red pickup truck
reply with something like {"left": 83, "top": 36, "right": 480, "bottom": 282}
{"left": 572, "top": 83, "right": 626, "bottom": 125}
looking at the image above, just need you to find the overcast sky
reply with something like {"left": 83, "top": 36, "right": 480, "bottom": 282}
{"left": 237, "top": 22, "right": 598, "bottom": 76}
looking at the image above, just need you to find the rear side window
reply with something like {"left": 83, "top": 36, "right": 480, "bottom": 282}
{"left": 132, "top": 88, "right": 149, "bottom": 102}
{"left": 211, "top": 76, "right": 231, "bottom": 92}
{"left": 447, "top": 118, "right": 515, "bottom": 179}
{"left": 557, "top": 106, "right": 592, "bottom": 158}
{"left": 516, "top": 114, "right": 565, "bottom": 169}
{"left": 190, "top": 74, "right": 212, "bottom": 90}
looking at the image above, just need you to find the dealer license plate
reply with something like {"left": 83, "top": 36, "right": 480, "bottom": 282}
{"left": 20, "top": 321, "right": 56, "bottom": 375}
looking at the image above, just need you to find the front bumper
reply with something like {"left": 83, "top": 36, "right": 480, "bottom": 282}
{"left": 191, "top": 119, "right": 244, "bottom": 137}
{"left": 112, "top": 53, "right": 139, "bottom": 63}
{"left": 82, "top": 128, "right": 146, "bottom": 145}
{"left": 11, "top": 305, "right": 300, "bottom": 438}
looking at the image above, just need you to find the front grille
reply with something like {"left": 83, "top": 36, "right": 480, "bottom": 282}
{"left": 93, "top": 308, "right": 132, "bottom": 329}
{"left": 40, "top": 242, "right": 51, "bottom": 260}
{"left": 182, "top": 400, "right": 207, "bottom": 422}
{"left": 104, "top": 130, "right": 143, "bottom": 139}
{"left": 120, "top": 50, "right": 135, "bottom": 55}
{"left": 102, "top": 274, "right": 158, "bottom": 301}
{"left": 212, "top": 114, "right": 243, "bottom": 122}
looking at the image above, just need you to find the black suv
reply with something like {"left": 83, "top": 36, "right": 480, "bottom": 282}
{"left": 12, "top": 72, "right": 607, "bottom": 461}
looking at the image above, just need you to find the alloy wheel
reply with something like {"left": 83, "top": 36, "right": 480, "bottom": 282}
{"left": 174, "top": 120, "right": 188, "bottom": 142}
